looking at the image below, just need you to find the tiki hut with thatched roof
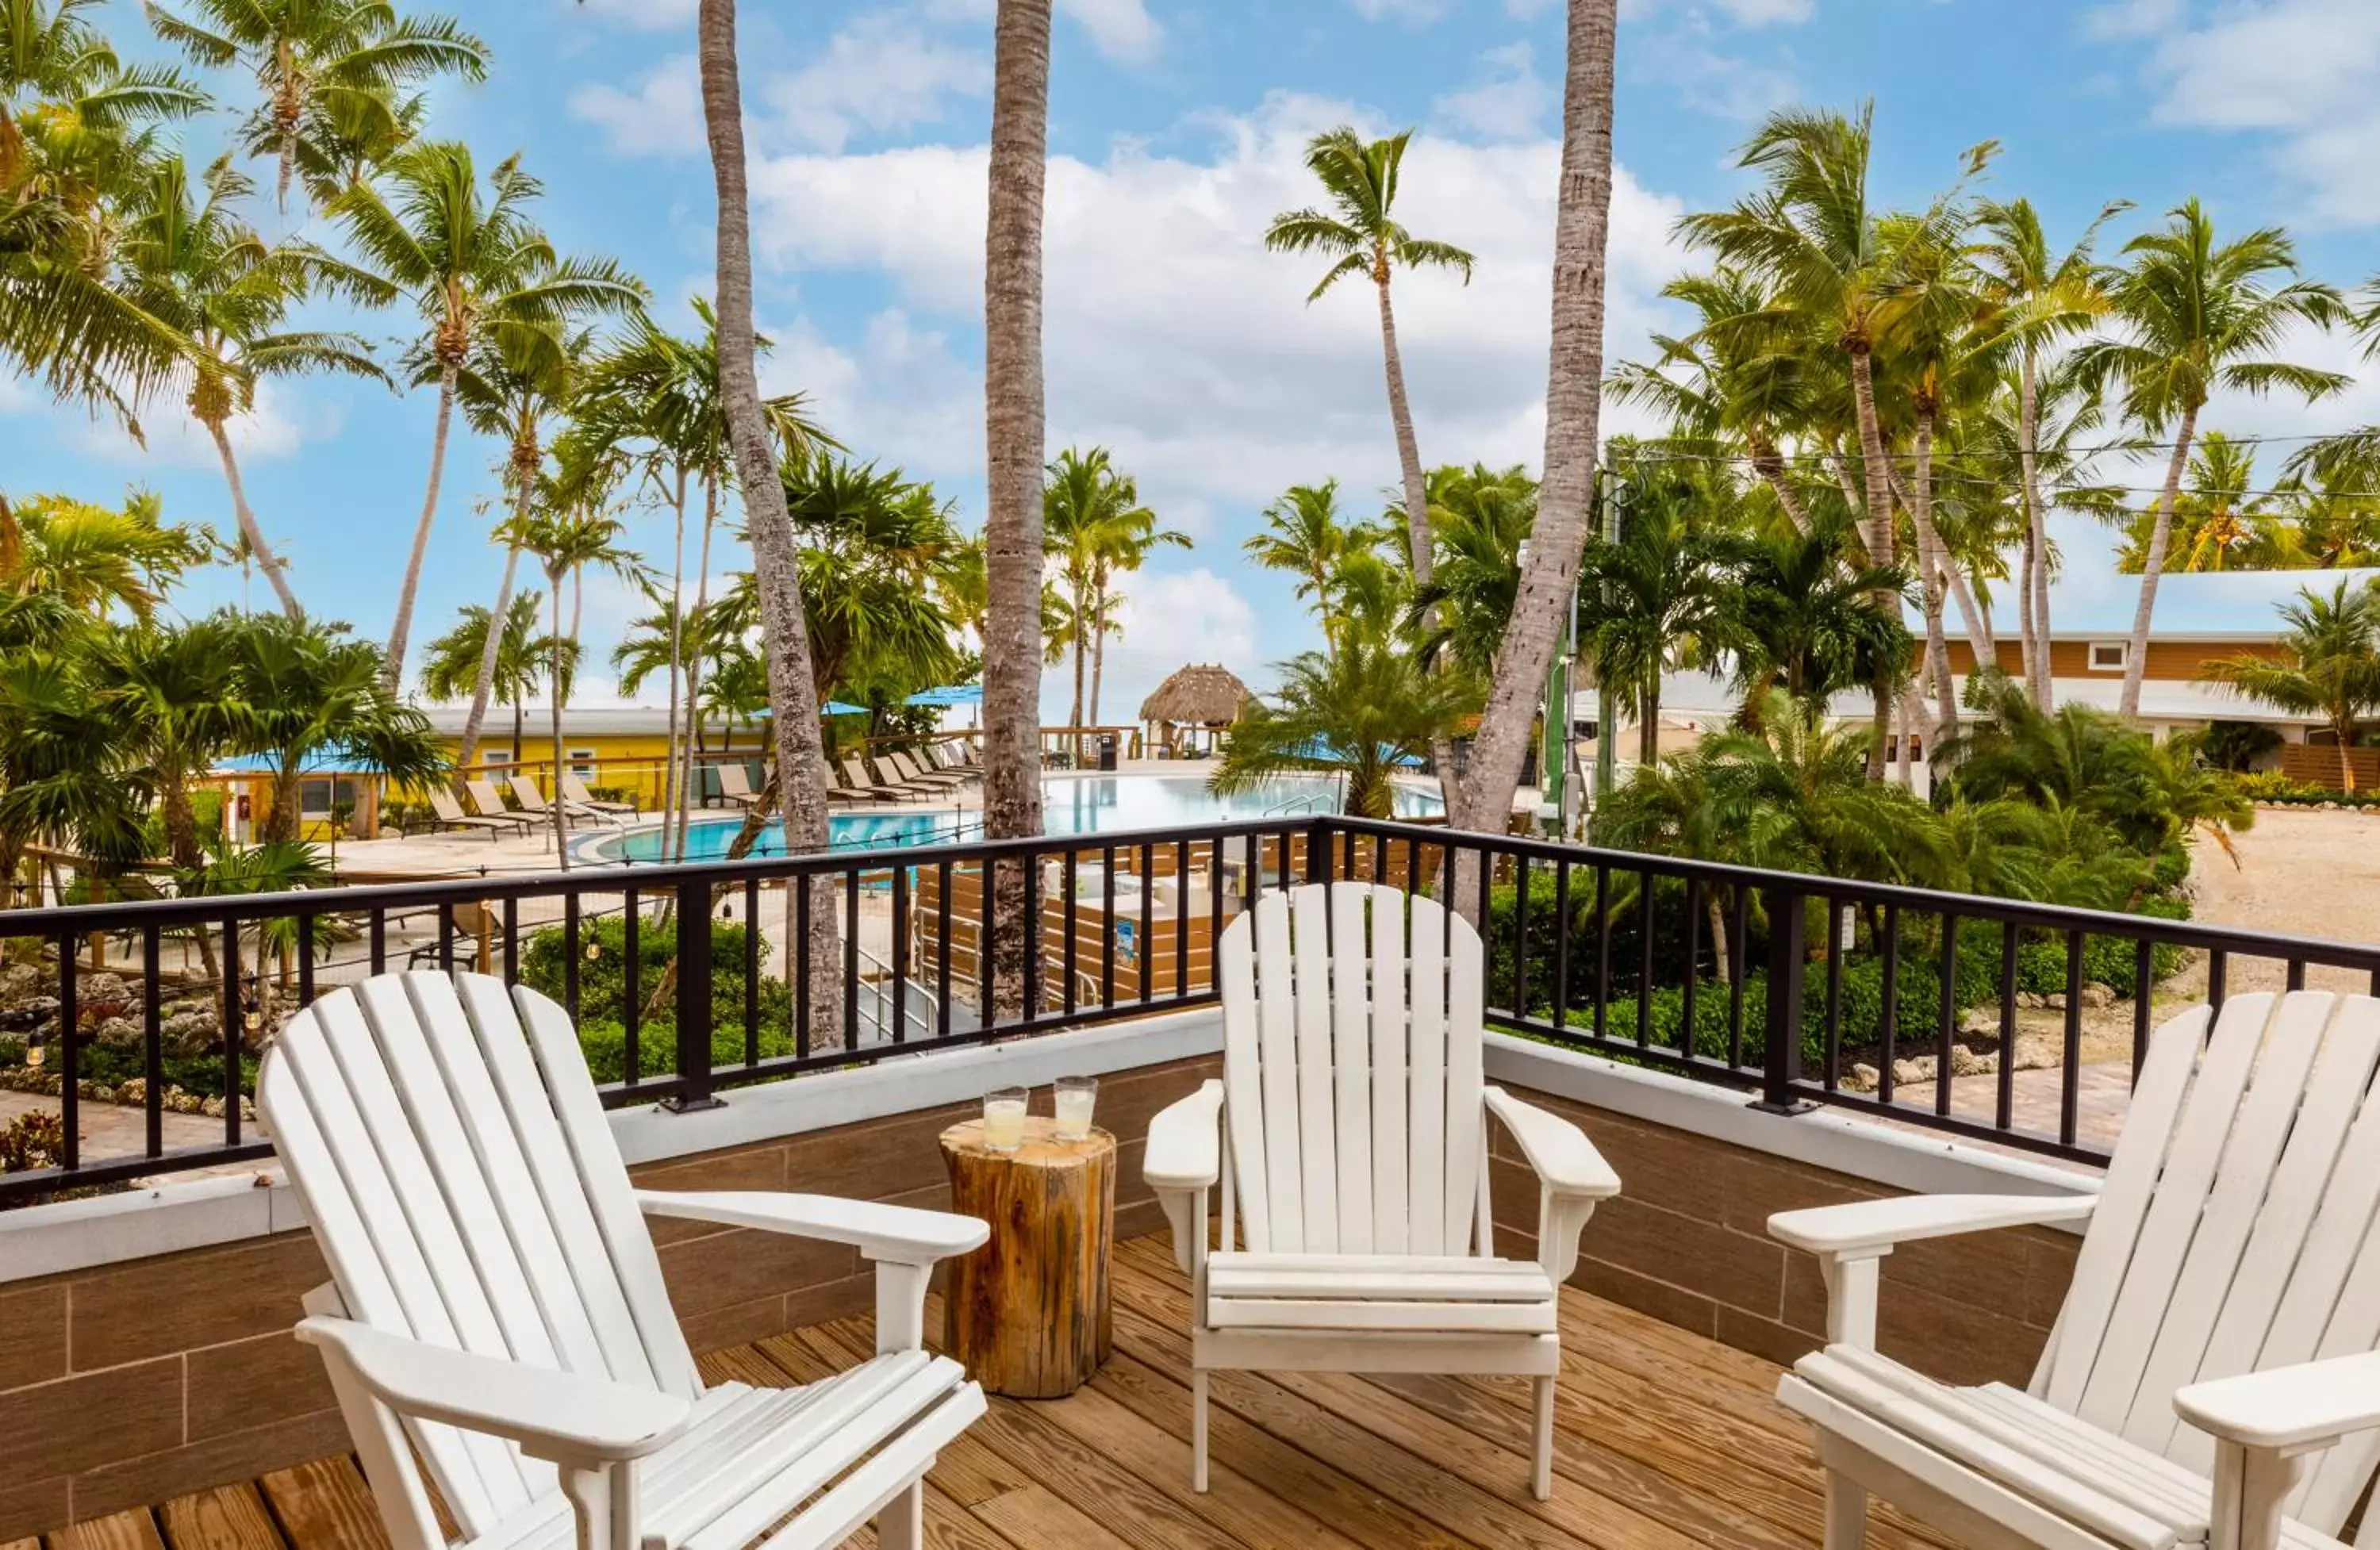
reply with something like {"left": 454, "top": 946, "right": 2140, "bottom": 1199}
{"left": 1141, "top": 664, "right": 1252, "bottom": 757}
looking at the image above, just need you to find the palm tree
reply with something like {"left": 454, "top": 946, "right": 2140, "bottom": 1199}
{"left": 1041, "top": 447, "right": 1183, "bottom": 740}
{"left": 94, "top": 613, "right": 251, "bottom": 867}
{"left": 1608, "top": 267, "right": 1818, "bottom": 531}
{"left": 2120, "top": 432, "right": 2291, "bottom": 574}
{"left": 144, "top": 0, "right": 487, "bottom": 212}
{"left": 1576, "top": 468, "right": 1746, "bottom": 765}
{"left": 228, "top": 612, "right": 446, "bottom": 842}
{"left": 1084, "top": 507, "right": 1184, "bottom": 731}
{"left": 421, "top": 589, "right": 564, "bottom": 766}
{"left": 1265, "top": 126, "right": 1473, "bottom": 594}
{"left": 2075, "top": 199, "right": 2349, "bottom": 718}
{"left": 1244, "top": 479, "right": 1371, "bottom": 656}
{"left": 1405, "top": 463, "right": 1536, "bottom": 682}
{"left": 1211, "top": 633, "right": 1477, "bottom": 819}
{"left": 447, "top": 321, "right": 585, "bottom": 776}
{"left": 2278, "top": 465, "right": 2380, "bottom": 569}
{"left": 697, "top": 0, "right": 844, "bottom": 1043}
{"left": 1730, "top": 514, "right": 1913, "bottom": 723}
{"left": 2, "top": 488, "right": 212, "bottom": 620}
{"left": 1971, "top": 197, "right": 2125, "bottom": 704}
{"left": 329, "top": 140, "right": 643, "bottom": 685}
{"left": 981, "top": 0, "right": 1051, "bottom": 1024}
{"left": 770, "top": 450, "right": 965, "bottom": 705}
{"left": 2203, "top": 581, "right": 2380, "bottom": 792}
{"left": 116, "top": 152, "right": 392, "bottom": 619}
{"left": 1449, "top": 0, "right": 1617, "bottom": 849}
{"left": 559, "top": 300, "right": 819, "bottom": 850}
{"left": 515, "top": 506, "right": 635, "bottom": 862}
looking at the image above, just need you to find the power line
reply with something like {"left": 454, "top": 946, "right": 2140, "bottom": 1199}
{"left": 1624, "top": 443, "right": 2380, "bottom": 507}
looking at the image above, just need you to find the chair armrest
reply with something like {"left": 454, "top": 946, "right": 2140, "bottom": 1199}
{"left": 1145, "top": 1080, "right": 1225, "bottom": 1192}
{"left": 1768, "top": 1192, "right": 2097, "bottom": 1259}
{"left": 635, "top": 1191, "right": 988, "bottom": 1264}
{"left": 2177, "top": 1351, "right": 2380, "bottom": 1454}
{"left": 1483, "top": 1087, "right": 1620, "bottom": 1199}
{"left": 296, "top": 1315, "right": 689, "bottom": 1466}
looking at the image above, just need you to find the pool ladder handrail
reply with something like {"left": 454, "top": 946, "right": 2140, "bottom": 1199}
{"left": 1261, "top": 786, "right": 1338, "bottom": 819}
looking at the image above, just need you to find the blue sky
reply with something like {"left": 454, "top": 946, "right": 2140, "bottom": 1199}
{"left": 8, "top": 0, "right": 2378, "bottom": 719}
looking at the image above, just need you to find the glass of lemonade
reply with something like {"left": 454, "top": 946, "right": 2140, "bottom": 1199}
{"left": 983, "top": 1087, "right": 1029, "bottom": 1152}
{"left": 1054, "top": 1076, "right": 1098, "bottom": 1141}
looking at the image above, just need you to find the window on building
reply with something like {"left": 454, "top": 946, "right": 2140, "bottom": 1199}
{"left": 568, "top": 747, "right": 597, "bottom": 780}
{"left": 2088, "top": 641, "right": 2129, "bottom": 672}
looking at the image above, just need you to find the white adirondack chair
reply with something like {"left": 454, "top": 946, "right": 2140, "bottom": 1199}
{"left": 259, "top": 971, "right": 991, "bottom": 1550}
{"left": 1774, "top": 990, "right": 2380, "bottom": 1550}
{"left": 1144, "top": 882, "right": 1621, "bottom": 1500}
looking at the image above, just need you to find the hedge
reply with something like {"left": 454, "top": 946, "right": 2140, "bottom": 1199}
{"left": 520, "top": 914, "right": 796, "bottom": 1084}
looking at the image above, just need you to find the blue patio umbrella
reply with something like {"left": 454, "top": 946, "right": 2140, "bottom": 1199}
{"left": 904, "top": 684, "right": 984, "bottom": 708}
{"left": 822, "top": 700, "right": 867, "bottom": 716}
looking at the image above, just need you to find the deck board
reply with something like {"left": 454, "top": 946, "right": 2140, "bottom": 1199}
{"left": 71, "top": 1231, "right": 1897, "bottom": 1550}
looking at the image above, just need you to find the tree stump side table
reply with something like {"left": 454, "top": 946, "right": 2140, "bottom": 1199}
{"left": 938, "top": 1117, "right": 1116, "bottom": 1398}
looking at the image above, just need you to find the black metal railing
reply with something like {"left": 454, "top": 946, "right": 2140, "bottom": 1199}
{"left": 5, "top": 813, "right": 2377, "bottom": 1203}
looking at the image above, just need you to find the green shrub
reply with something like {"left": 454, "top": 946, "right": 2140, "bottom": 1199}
{"left": 520, "top": 912, "right": 796, "bottom": 1080}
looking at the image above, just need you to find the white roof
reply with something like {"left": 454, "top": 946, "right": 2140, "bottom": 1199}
{"left": 1575, "top": 669, "right": 2317, "bottom": 730}
{"left": 418, "top": 705, "right": 697, "bottom": 737}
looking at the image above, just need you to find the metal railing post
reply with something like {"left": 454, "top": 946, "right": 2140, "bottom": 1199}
{"left": 1754, "top": 882, "right": 1814, "bottom": 1115}
{"left": 1304, "top": 815, "right": 1333, "bottom": 884}
{"left": 666, "top": 881, "right": 722, "bottom": 1112}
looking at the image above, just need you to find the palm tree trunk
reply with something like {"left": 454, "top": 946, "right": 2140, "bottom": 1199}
{"left": 2017, "top": 530, "right": 2039, "bottom": 697}
{"left": 662, "top": 470, "right": 686, "bottom": 831}
{"left": 1907, "top": 411, "right": 1957, "bottom": 742}
{"left": 551, "top": 580, "right": 570, "bottom": 868}
{"left": 1089, "top": 580, "right": 1107, "bottom": 727}
{"left": 1848, "top": 346, "right": 1898, "bottom": 780}
{"left": 205, "top": 418, "right": 301, "bottom": 619}
{"left": 1639, "top": 680, "right": 1659, "bottom": 765}
{"left": 455, "top": 541, "right": 522, "bottom": 777}
{"left": 1377, "top": 272, "right": 1434, "bottom": 593}
{"left": 981, "top": 0, "right": 1053, "bottom": 1017}
{"left": 1748, "top": 432, "right": 1812, "bottom": 534}
{"left": 2122, "top": 401, "right": 2200, "bottom": 720}
{"left": 385, "top": 363, "right": 457, "bottom": 686}
{"left": 1070, "top": 602, "right": 1086, "bottom": 754}
{"left": 676, "top": 477, "right": 720, "bottom": 862}
{"left": 1448, "top": 0, "right": 1617, "bottom": 882}
{"left": 2017, "top": 349, "right": 2054, "bottom": 709}
{"left": 698, "top": 0, "right": 844, "bottom": 1049}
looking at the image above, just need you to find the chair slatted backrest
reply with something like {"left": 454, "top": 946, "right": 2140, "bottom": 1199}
{"left": 2031, "top": 991, "right": 2380, "bottom": 1538}
{"left": 718, "top": 762, "right": 754, "bottom": 800}
{"left": 1217, "top": 882, "right": 1485, "bottom": 1258}
{"left": 259, "top": 973, "right": 701, "bottom": 1542}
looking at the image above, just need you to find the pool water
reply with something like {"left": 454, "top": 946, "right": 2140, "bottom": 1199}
{"left": 596, "top": 773, "right": 1442, "bottom": 863}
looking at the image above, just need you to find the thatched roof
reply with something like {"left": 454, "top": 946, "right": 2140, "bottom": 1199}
{"left": 1141, "top": 663, "right": 1252, "bottom": 726}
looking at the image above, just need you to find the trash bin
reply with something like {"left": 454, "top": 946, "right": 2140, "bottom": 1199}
{"left": 1096, "top": 734, "right": 1119, "bottom": 771}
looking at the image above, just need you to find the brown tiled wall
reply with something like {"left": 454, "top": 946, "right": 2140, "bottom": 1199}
{"left": 0, "top": 1056, "right": 1218, "bottom": 1540}
{"left": 1490, "top": 1084, "right": 2080, "bottom": 1389}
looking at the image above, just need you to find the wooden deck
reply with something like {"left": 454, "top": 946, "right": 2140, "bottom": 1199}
{"left": 12, "top": 1233, "right": 1956, "bottom": 1550}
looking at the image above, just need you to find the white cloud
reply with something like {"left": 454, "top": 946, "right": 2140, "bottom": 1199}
{"left": 78, "top": 382, "right": 321, "bottom": 470}
{"left": 1434, "top": 42, "right": 1553, "bottom": 141}
{"left": 746, "top": 91, "right": 1691, "bottom": 593}
{"left": 1630, "top": 32, "right": 1800, "bottom": 121}
{"left": 1708, "top": 0, "right": 1814, "bottom": 25}
{"left": 1090, "top": 566, "right": 1263, "bottom": 719}
{"left": 1058, "top": 0, "right": 1164, "bottom": 64}
{"left": 568, "top": 54, "right": 704, "bottom": 156}
{"left": 764, "top": 15, "right": 990, "bottom": 153}
{"left": 2125, "top": 0, "right": 2380, "bottom": 225}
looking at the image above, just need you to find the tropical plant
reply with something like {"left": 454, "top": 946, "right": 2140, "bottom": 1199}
{"left": 1265, "top": 126, "right": 1472, "bottom": 596}
{"left": 221, "top": 612, "right": 445, "bottom": 843}
{"left": 93, "top": 613, "right": 252, "bottom": 867}
{"left": 1728, "top": 513, "right": 1912, "bottom": 723}
{"left": 1042, "top": 446, "right": 1183, "bottom": 739}
{"left": 1405, "top": 463, "right": 1536, "bottom": 682}
{"left": 115, "top": 152, "right": 393, "bottom": 618}
{"left": 2117, "top": 432, "right": 2291, "bottom": 574}
{"left": 2202, "top": 581, "right": 2380, "bottom": 792}
{"left": 1244, "top": 479, "right": 1373, "bottom": 657}
{"left": 144, "top": 0, "right": 487, "bottom": 210}
{"left": 328, "top": 140, "right": 643, "bottom": 684}
{"left": 1575, "top": 464, "right": 1747, "bottom": 763}
{"left": 1211, "top": 633, "right": 1478, "bottom": 819}
{"left": 767, "top": 449, "right": 965, "bottom": 707}
{"left": 514, "top": 506, "right": 638, "bottom": 861}
{"left": 1, "top": 489, "right": 210, "bottom": 619}
{"left": 2074, "top": 199, "right": 2349, "bottom": 718}
{"left": 420, "top": 589, "right": 572, "bottom": 767}
{"left": 1971, "top": 196, "right": 2125, "bottom": 704}
{"left": 2278, "top": 466, "right": 2380, "bottom": 570}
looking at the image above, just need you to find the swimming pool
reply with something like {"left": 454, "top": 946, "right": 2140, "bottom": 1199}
{"left": 592, "top": 773, "right": 1443, "bottom": 863}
